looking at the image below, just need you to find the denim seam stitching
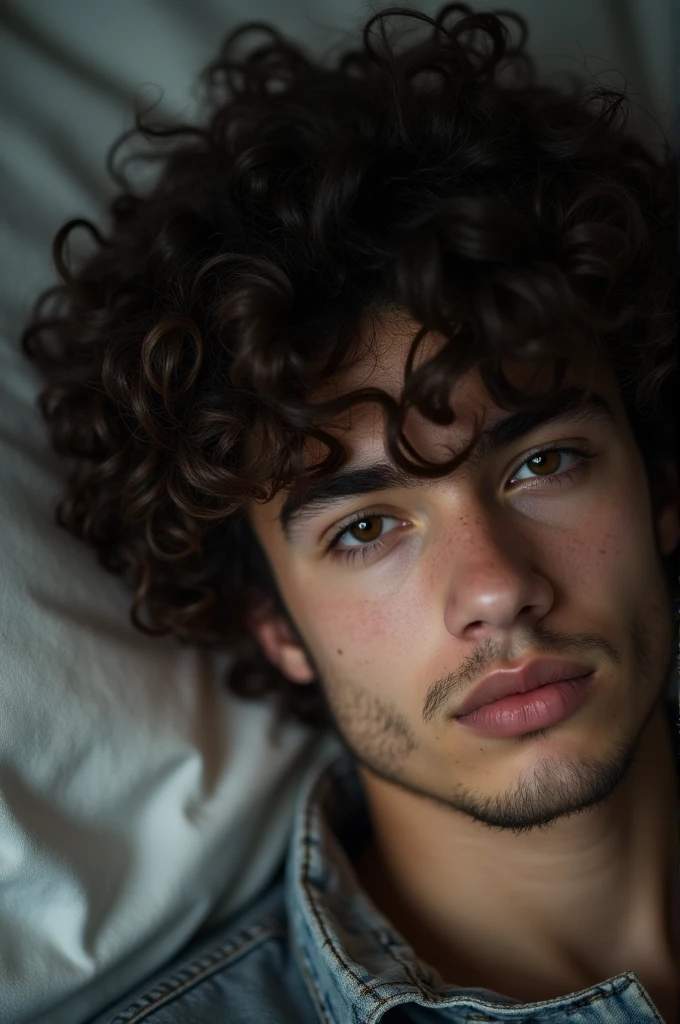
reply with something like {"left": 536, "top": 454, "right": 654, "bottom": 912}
{"left": 291, "top": 927, "right": 336, "bottom": 1024}
{"left": 103, "top": 922, "right": 285, "bottom": 1024}
{"left": 300, "top": 767, "right": 436, "bottom": 1015}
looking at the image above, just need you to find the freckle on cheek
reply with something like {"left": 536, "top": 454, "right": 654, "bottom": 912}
{"left": 337, "top": 649, "right": 343, "bottom": 655}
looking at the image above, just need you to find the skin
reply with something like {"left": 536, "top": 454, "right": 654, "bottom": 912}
{"left": 245, "top": 313, "right": 680, "bottom": 1020}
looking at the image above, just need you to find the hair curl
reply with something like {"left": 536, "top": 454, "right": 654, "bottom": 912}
{"left": 22, "top": 4, "right": 678, "bottom": 729}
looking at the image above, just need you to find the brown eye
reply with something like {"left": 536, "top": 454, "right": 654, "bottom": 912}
{"left": 330, "top": 513, "right": 406, "bottom": 556}
{"left": 527, "top": 451, "right": 561, "bottom": 476}
{"left": 347, "top": 516, "right": 383, "bottom": 542}
{"left": 511, "top": 446, "right": 588, "bottom": 486}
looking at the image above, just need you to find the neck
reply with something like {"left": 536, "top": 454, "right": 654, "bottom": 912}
{"left": 353, "top": 700, "right": 679, "bottom": 1014}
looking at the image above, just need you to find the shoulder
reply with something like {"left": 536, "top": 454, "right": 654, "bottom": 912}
{"left": 88, "top": 879, "right": 317, "bottom": 1024}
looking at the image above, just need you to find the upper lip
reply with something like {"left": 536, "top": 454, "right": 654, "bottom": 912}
{"left": 453, "top": 658, "right": 594, "bottom": 718}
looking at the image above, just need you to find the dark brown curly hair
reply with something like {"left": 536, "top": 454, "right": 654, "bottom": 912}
{"left": 22, "top": 4, "right": 678, "bottom": 730}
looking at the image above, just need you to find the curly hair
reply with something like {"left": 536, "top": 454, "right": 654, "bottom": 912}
{"left": 22, "top": 4, "right": 678, "bottom": 730}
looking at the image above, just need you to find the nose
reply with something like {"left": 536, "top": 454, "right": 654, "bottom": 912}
{"left": 442, "top": 510, "right": 554, "bottom": 642}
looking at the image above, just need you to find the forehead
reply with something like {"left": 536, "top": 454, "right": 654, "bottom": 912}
{"left": 304, "top": 311, "right": 616, "bottom": 466}
{"left": 325, "top": 310, "right": 448, "bottom": 402}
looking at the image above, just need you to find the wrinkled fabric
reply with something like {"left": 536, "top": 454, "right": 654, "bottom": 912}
{"left": 0, "top": 4, "right": 345, "bottom": 1021}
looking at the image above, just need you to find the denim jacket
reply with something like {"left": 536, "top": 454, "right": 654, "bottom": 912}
{"left": 90, "top": 701, "right": 679, "bottom": 1024}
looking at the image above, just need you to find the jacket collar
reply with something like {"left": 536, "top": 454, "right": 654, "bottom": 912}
{"left": 283, "top": 719, "right": 679, "bottom": 1023}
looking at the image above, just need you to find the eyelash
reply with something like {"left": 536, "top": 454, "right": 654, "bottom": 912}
{"left": 325, "top": 444, "right": 595, "bottom": 566}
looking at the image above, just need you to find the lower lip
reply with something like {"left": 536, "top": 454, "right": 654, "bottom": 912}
{"left": 454, "top": 673, "right": 594, "bottom": 738}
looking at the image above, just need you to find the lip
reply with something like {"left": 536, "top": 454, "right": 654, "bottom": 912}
{"left": 453, "top": 657, "right": 595, "bottom": 718}
{"left": 454, "top": 675, "right": 595, "bottom": 738}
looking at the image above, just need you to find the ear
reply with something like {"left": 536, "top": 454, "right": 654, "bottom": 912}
{"left": 245, "top": 596, "right": 316, "bottom": 684}
{"left": 651, "top": 456, "right": 680, "bottom": 558}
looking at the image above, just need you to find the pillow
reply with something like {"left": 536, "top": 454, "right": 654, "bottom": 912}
{"left": 0, "top": 2, "right": 342, "bottom": 1021}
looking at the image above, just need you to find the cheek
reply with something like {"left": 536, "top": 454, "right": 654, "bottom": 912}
{"left": 555, "top": 515, "right": 627, "bottom": 601}
{"left": 281, "top": 536, "right": 427, "bottom": 679}
{"left": 517, "top": 472, "right": 657, "bottom": 604}
{"left": 288, "top": 576, "right": 430, "bottom": 682}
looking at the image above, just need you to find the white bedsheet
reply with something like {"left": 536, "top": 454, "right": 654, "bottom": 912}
{"left": 0, "top": 3, "right": 348, "bottom": 1021}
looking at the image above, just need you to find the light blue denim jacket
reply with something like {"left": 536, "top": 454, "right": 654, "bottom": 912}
{"left": 90, "top": 702, "right": 679, "bottom": 1024}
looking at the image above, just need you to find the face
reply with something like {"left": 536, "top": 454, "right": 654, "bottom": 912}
{"left": 246, "top": 314, "right": 679, "bottom": 832}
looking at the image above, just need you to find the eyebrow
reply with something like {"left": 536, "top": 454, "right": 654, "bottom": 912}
{"left": 279, "top": 387, "right": 615, "bottom": 539}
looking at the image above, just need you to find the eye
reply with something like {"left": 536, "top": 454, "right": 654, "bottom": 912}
{"left": 332, "top": 514, "right": 404, "bottom": 549}
{"left": 509, "top": 445, "right": 588, "bottom": 484}
{"left": 325, "top": 511, "right": 409, "bottom": 566}
{"left": 325, "top": 444, "right": 595, "bottom": 566}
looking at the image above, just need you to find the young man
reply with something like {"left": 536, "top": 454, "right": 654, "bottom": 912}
{"left": 23, "top": 4, "right": 679, "bottom": 1022}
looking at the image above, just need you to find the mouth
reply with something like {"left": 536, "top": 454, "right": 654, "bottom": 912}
{"left": 454, "top": 672, "right": 596, "bottom": 739}
{"left": 453, "top": 658, "right": 596, "bottom": 718}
